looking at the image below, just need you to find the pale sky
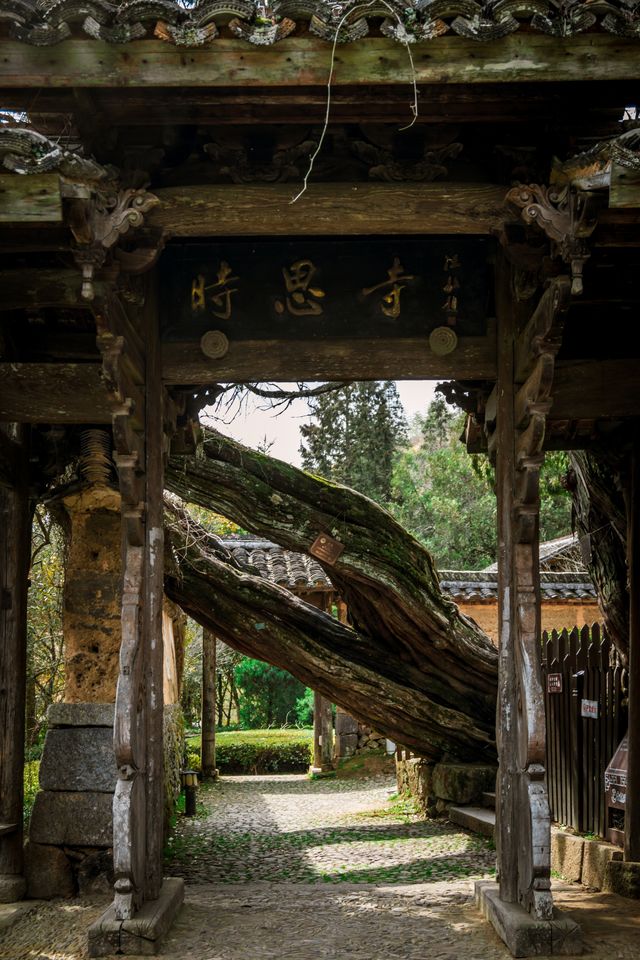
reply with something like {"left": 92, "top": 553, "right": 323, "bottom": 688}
{"left": 203, "top": 381, "right": 439, "bottom": 466}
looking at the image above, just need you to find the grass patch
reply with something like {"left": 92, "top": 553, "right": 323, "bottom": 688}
{"left": 352, "top": 794, "right": 420, "bottom": 824}
{"left": 24, "top": 760, "right": 40, "bottom": 825}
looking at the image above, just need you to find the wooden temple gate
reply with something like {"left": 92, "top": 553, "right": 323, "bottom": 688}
{"left": 1, "top": 2, "right": 640, "bottom": 954}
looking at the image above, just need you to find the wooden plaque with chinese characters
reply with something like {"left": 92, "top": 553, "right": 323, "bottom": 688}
{"left": 160, "top": 239, "right": 491, "bottom": 342}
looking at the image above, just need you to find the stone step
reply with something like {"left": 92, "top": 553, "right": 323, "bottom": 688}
{"left": 449, "top": 805, "right": 496, "bottom": 838}
{"left": 482, "top": 791, "right": 496, "bottom": 809}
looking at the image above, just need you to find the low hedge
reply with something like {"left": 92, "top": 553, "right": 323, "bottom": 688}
{"left": 187, "top": 729, "right": 313, "bottom": 774}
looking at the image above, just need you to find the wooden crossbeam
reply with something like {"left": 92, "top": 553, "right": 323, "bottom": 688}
{"left": 150, "top": 182, "right": 509, "bottom": 237}
{"left": 0, "top": 36, "right": 638, "bottom": 89}
{"left": 0, "top": 363, "right": 112, "bottom": 423}
{"left": 0, "top": 174, "right": 62, "bottom": 223}
{"left": 0, "top": 269, "right": 99, "bottom": 309}
{"left": 162, "top": 333, "right": 497, "bottom": 384}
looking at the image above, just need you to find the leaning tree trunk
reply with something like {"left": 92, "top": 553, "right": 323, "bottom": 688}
{"left": 166, "top": 429, "right": 498, "bottom": 730}
{"left": 569, "top": 448, "right": 629, "bottom": 664}
{"left": 164, "top": 501, "right": 497, "bottom": 762}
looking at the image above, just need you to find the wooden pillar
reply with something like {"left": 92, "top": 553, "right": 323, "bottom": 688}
{"left": 201, "top": 628, "right": 218, "bottom": 779}
{"left": 625, "top": 439, "right": 640, "bottom": 862}
{"left": 143, "top": 276, "right": 165, "bottom": 901}
{"left": 0, "top": 425, "right": 31, "bottom": 902}
{"left": 493, "top": 265, "right": 570, "bottom": 920}
{"left": 306, "top": 591, "right": 334, "bottom": 772}
{"left": 95, "top": 278, "right": 167, "bottom": 920}
{"left": 312, "top": 692, "right": 334, "bottom": 772}
{"left": 495, "top": 258, "right": 519, "bottom": 906}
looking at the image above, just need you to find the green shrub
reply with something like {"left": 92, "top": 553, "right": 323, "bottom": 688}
{"left": 206, "top": 729, "right": 315, "bottom": 774}
{"left": 185, "top": 729, "right": 313, "bottom": 774}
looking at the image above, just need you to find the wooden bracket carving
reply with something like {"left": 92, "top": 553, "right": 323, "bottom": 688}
{"left": 506, "top": 184, "right": 598, "bottom": 295}
{"left": 70, "top": 188, "right": 160, "bottom": 300}
{"left": 350, "top": 136, "right": 463, "bottom": 182}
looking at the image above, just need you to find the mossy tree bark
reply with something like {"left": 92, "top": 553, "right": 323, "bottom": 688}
{"left": 164, "top": 502, "right": 496, "bottom": 762}
{"left": 569, "top": 448, "right": 629, "bottom": 663}
{"left": 165, "top": 429, "right": 499, "bottom": 762}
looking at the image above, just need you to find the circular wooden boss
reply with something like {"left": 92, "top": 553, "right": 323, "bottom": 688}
{"left": 200, "top": 330, "right": 230, "bottom": 360}
{"left": 429, "top": 326, "right": 458, "bottom": 356}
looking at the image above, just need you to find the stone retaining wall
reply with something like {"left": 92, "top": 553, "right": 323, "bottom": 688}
{"left": 396, "top": 756, "right": 497, "bottom": 816}
{"left": 397, "top": 755, "right": 625, "bottom": 893}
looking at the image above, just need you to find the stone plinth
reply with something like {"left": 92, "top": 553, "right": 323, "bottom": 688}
{"left": 26, "top": 701, "right": 116, "bottom": 899}
{"left": 47, "top": 703, "right": 114, "bottom": 728}
{"left": 88, "top": 878, "right": 184, "bottom": 957}
{"left": 39, "top": 727, "right": 118, "bottom": 793}
{"left": 604, "top": 860, "right": 640, "bottom": 899}
{"left": 30, "top": 792, "right": 113, "bottom": 847}
{"left": 475, "top": 881, "right": 582, "bottom": 957}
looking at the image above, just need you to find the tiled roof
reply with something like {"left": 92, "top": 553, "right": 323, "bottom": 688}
{"left": 439, "top": 570, "right": 596, "bottom": 603}
{"left": 221, "top": 538, "right": 332, "bottom": 591}
{"left": 221, "top": 537, "right": 596, "bottom": 601}
{"left": 483, "top": 533, "right": 585, "bottom": 573}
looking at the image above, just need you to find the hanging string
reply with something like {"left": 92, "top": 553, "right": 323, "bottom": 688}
{"left": 291, "top": 1, "right": 419, "bottom": 204}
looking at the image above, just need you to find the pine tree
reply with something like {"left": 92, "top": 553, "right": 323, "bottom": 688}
{"left": 299, "top": 382, "right": 407, "bottom": 503}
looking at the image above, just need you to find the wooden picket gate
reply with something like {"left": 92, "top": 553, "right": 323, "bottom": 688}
{"left": 540, "top": 624, "right": 628, "bottom": 839}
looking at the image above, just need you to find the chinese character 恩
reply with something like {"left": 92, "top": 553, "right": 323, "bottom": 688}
{"left": 191, "top": 260, "right": 239, "bottom": 320}
{"left": 275, "top": 260, "right": 325, "bottom": 317}
{"left": 363, "top": 257, "right": 414, "bottom": 319}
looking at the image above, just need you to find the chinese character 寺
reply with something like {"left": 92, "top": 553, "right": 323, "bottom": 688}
{"left": 275, "top": 260, "right": 325, "bottom": 316}
{"left": 362, "top": 257, "right": 414, "bottom": 319}
{"left": 191, "top": 261, "right": 239, "bottom": 321}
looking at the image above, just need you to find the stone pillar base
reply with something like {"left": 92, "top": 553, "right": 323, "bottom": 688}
{"left": 475, "top": 881, "right": 582, "bottom": 957}
{"left": 0, "top": 874, "right": 26, "bottom": 903}
{"left": 88, "top": 877, "right": 184, "bottom": 957}
{"left": 604, "top": 860, "right": 640, "bottom": 899}
{"left": 308, "top": 765, "right": 335, "bottom": 778}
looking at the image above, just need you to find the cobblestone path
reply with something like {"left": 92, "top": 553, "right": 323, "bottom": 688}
{"left": 165, "top": 774, "right": 496, "bottom": 885}
{"left": 2, "top": 773, "right": 640, "bottom": 959}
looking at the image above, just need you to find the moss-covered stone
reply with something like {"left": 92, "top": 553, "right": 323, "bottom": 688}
{"left": 432, "top": 763, "right": 497, "bottom": 804}
{"left": 604, "top": 859, "right": 640, "bottom": 898}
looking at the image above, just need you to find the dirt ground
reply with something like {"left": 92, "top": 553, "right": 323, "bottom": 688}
{"left": 1, "top": 773, "right": 638, "bottom": 960}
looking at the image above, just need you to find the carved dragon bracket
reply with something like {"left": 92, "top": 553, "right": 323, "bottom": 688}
{"left": 506, "top": 184, "right": 598, "bottom": 295}
{"left": 0, "top": 126, "right": 161, "bottom": 300}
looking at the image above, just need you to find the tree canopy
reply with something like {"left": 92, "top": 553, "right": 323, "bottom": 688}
{"left": 300, "top": 381, "right": 407, "bottom": 504}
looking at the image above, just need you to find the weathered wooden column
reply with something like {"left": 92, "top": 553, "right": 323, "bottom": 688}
{"left": 625, "top": 440, "right": 640, "bottom": 864}
{"left": 88, "top": 276, "right": 183, "bottom": 955}
{"left": 0, "top": 425, "right": 31, "bottom": 902}
{"left": 477, "top": 263, "right": 580, "bottom": 954}
{"left": 312, "top": 692, "right": 334, "bottom": 773}
{"left": 307, "top": 592, "right": 334, "bottom": 773}
{"left": 201, "top": 628, "right": 218, "bottom": 779}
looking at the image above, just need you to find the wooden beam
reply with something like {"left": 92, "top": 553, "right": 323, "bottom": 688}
{"left": 0, "top": 35, "right": 638, "bottom": 89}
{"left": 610, "top": 162, "right": 640, "bottom": 209}
{"left": 162, "top": 332, "right": 497, "bottom": 384}
{"left": 0, "top": 269, "right": 98, "bottom": 310}
{"left": 0, "top": 363, "right": 112, "bottom": 423}
{"left": 552, "top": 360, "right": 640, "bottom": 420}
{"left": 0, "top": 174, "right": 62, "bottom": 223}
{"left": 150, "top": 183, "right": 508, "bottom": 237}
{"left": 626, "top": 437, "right": 640, "bottom": 863}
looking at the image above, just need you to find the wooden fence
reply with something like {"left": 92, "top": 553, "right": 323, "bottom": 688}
{"left": 540, "top": 623, "right": 628, "bottom": 838}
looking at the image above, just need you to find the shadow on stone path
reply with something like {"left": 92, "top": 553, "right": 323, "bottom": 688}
{"left": 164, "top": 773, "right": 496, "bottom": 885}
{"left": 2, "top": 773, "right": 640, "bottom": 959}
